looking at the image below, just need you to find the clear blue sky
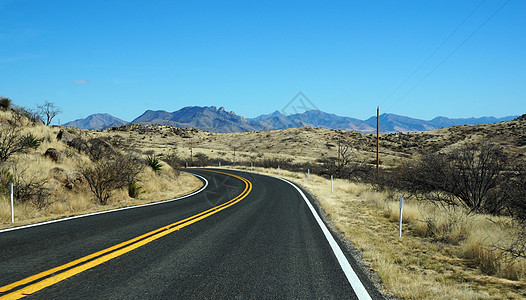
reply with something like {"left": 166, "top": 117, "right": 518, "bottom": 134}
{"left": 1, "top": 0, "right": 524, "bottom": 124}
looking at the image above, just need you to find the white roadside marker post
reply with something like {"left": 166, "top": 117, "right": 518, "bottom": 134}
{"left": 399, "top": 197, "right": 404, "bottom": 238}
{"left": 219, "top": 161, "right": 221, "bottom": 167}
{"left": 10, "top": 183, "right": 14, "bottom": 223}
{"left": 308, "top": 169, "right": 310, "bottom": 181}
{"left": 185, "top": 161, "right": 188, "bottom": 168}
{"left": 331, "top": 175, "right": 333, "bottom": 193}
{"left": 278, "top": 165, "right": 280, "bottom": 176}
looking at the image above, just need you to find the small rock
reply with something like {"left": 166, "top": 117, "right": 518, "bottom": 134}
{"left": 44, "top": 148, "right": 63, "bottom": 163}
{"left": 57, "top": 130, "right": 76, "bottom": 143}
{"left": 68, "top": 172, "right": 87, "bottom": 187}
{"left": 68, "top": 137, "right": 89, "bottom": 153}
{"left": 49, "top": 167, "right": 68, "bottom": 183}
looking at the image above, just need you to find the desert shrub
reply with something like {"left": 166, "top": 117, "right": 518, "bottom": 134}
{"left": 146, "top": 155, "right": 163, "bottom": 173}
{"left": 86, "top": 138, "right": 116, "bottom": 161}
{"left": 127, "top": 180, "right": 141, "bottom": 198}
{"left": 18, "top": 133, "right": 42, "bottom": 150}
{"left": 422, "top": 206, "right": 471, "bottom": 244}
{"left": 257, "top": 157, "right": 293, "bottom": 169}
{"left": 80, "top": 153, "right": 143, "bottom": 205}
{"left": 0, "top": 122, "right": 26, "bottom": 162}
{"left": 400, "top": 143, "right": 509, "bottom": 215}
{"left": 499, "top": 161, "right": 526, "bottom": 259}
{"left": 0, "top": 97, "right": 12, "bottom": 111}
{"left": 163, "top": 153, "right": 183, "bottom": 176}
{"left": 192, "top": 153, "right": 210, "bottom": 167}
{"left": 10, "top": 164, "right": 50, "bottom": 208}
{"left": 12, "top": 105, "right": 41, "bottom": 123}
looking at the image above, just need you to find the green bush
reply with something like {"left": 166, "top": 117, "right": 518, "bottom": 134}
{"left": 128, "top": 180, "right": 141, "bottom": 198}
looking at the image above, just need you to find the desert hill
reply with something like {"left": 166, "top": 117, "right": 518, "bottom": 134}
{"left": 88, "top": 114, "right": 526, "bottom": 170}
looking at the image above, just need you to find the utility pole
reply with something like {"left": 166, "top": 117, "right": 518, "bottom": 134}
{"left": 337, "top": 137, "right": 341, "bottom": 174}
{"left": 376, "top": 106, "right": 380, "bottom": 175}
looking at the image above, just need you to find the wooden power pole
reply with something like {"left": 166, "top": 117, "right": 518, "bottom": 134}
{"left": 376, "top": 106, "right": 380, "bottom": 175}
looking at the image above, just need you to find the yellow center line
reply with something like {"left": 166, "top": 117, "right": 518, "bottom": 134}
{"left": 0, "top": 170, "right": 252, "bottom": 300}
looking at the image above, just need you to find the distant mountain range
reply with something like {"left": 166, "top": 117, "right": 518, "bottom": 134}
{"left": 63, "top": 113, "right": 127, "bottom": 130}
{"left": 64, "top": 106, "right": 518, "bottom": 134}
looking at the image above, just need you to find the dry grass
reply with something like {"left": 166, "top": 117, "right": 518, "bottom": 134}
{"left": 0, "top": 115, "right": 203, "bottom": 229}
{"left": 232, "top": 166, "right": 526, "bottom": 299}
{"left": 3, "top": 110, "right": 525, "bottom": 298}
{"left": 0, "top": 171, "right": 201, "bottom": 229}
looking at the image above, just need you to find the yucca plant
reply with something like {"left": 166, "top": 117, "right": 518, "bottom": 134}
{"left": 146, "top": 155, "right": 163, "bottom": 173}
{"left": 18, "top": 133, "right": 42, "bottom": 150}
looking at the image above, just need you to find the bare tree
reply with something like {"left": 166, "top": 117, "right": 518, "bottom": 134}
{"left": 0, "top": 121, "right": 29, "bottom": 162}
{"left": 79, "top": 154, "right": 143, "bottom": 205}
{"left": 335, "top": 140, "right": 353, "bottom": 178}
{"left": 500, "top": 161, "right": 526, "bottom": 258}
{"left": 37, "top": 101, "right": 62, "bottom": 125}
{"left": 409, "top": 143, "right": 508, "bottom": 214}
{"left": 10, "top": 163, "right": 50, "bottom": 208}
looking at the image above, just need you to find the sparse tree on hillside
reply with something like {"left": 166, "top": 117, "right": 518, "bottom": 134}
{"left": 37, "top": 101, "right": 62, "bottom": 125}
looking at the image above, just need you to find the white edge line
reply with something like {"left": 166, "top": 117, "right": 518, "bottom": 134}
{"left": 0, "top": 173, "right": 208, "bottom": 234}
{"left": 232, "top": 168, "right": 372, "bottom": 300}
{"left": 275, "top": 176, "right": 372, "bottom": 300}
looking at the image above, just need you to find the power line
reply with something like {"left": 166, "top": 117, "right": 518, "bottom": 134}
{"left": 380, "top": 0, "right": 487, "bottom": 107}
{"left": 384, "top": 0, "right": 512, "bottom": 112}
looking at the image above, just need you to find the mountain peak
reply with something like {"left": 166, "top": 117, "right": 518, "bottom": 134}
{"left": 64, "top": 113, "right": 127, "bottom": 130}
{"left": 64, "top": 106, "right": 520, "bottom": 133}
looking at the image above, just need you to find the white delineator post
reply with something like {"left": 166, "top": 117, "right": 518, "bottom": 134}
{"left": 219, "top": 161, "right": 221, "bottom": 167}
{"left": 331, "top": 175, "right": 333, "bottom": 193}
{"left": 308, "top": 169, "right": 310, "bottom": 181}
{"left": 10, "top": 183, "right": 14, "bottom": 223}
{"left": 278, "top": 165, "right": 280, "bottom": 176}
{"left": 399, "top": 197, "right": 404, "bottom": 238}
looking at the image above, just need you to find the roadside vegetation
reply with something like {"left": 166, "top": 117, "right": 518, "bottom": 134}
{"left": 169, "top": 126, "right": 526, "bottom": 299}
{"left": 232, "top": 166, "right": 526, "bottom": 299}
{"left": 1, "top": 95, "right": 524, "bottom": 298}
{"left": 0, "top": 98, "right": 202, "bottom": 228}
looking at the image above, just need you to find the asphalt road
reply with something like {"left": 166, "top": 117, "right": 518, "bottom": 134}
{"left": 0, "top": 168, "right": 381, "bottom": 299}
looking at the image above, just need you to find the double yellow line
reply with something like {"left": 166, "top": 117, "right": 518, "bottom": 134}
{"left": 0, "top": 170, "right": 252, "bottom": 299}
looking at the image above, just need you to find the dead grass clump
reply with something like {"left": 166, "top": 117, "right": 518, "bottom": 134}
{"left": 463, "top": 242, "right": 526, "bottom": 281}
{"left": 461, "top": 217, "right": 526, "bottom": 281}
{"left": 0, "top": 198, "right": 11, "bottom": 222}
{"left": 386, "top": 200, "right": 422, "bottom": 225}
{"left": 421, "top": 206, "right": 471, "bottom": 245}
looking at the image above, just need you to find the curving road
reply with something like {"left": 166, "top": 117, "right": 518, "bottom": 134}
{"left": 0, "top": 169, "right": 381, "bottom": 299}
